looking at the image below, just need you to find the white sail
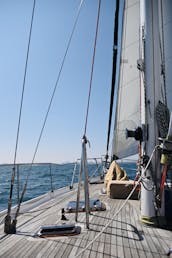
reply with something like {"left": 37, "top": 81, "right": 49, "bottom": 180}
{"left": 112, "top": 0, "right": 141, "bottom": 159}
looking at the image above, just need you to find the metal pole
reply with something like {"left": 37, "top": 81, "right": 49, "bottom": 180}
{"left": 75, "top": 158, "right": 83, "bottom": 222}
{"left": 82, "top": 137, "right": 90, "bottom": 229}
{"left": 70, "top": 161, "right": 78, "bottom": 190}
{"left": 17, "top": 164, "right": 20, "bottom": 204}
{"left": 49, "top": 163, "right": 54, "bottom": 192}
{"left": 94, "top": 158, "right": 98, "bottom": 168}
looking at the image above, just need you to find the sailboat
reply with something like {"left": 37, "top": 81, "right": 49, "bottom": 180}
{"left": 0, "top": 0, "right": 172, "bottom": 257}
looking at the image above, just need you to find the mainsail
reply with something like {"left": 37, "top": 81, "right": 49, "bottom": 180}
{"left": 112, "top": 0, "right": 140, "bottom": 159}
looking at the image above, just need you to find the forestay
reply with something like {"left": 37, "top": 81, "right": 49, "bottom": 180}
{"left": 112, "top": 0, "right": 140, "bottom": 159}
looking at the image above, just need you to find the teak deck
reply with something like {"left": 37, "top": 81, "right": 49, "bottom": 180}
{"left": 0, "top": 183, "right": 171, "bottom": 257}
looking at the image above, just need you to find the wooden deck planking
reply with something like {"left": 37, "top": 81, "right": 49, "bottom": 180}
{"left": 122, "top": 204, "right": 132, "bottom": 258}
{"left": 153, "top": 226, "right": 172, "bottom": 252}
{"left": 129, "top": 202, "right": 156, "bottom": 258}
{"left": 90, "top": 213, "right": 103, "bottom": 255}
{"left": 158, "top": 237, "right": 171, "bottom": 256}
{"left": 116, "top": 212, "right": 125, "bottom": 258}
{"left": 96, "top": 216, "right": 106, "bottom": 258}
{"left": 127, "top": 202, "right": 148, "bottom": 258}
{"left": 102, "top": 198, "right": 114, "bottom": 258}
{"left": 104, "top": 231, "right": 111, "bottom": 256}
{"left": 15, "top": 238, "right": 40, "bottom": 258}
{"left": 48, "top": 241, "right": 66, "bottom": 258}
{"left": 1, "top": 237, "right": 26, "bottom": 257}
{"left": 0, "top": 183, "right": 171, "bottom": 257}
{"left": 111, "top": 220, "right": 118, "bottom": 258}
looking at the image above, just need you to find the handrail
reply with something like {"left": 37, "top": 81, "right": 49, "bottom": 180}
{"left": 69, "top": 157, "right": 105, "bottom": 190}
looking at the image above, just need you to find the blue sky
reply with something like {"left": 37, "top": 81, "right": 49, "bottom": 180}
{"left": 0, "top": 0, "right": 117, "bottom": 164}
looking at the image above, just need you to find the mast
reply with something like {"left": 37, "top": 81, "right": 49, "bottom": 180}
{"left": 140, "top": 0, "right": 157, "bottom": 219}
{"left": 140, "top": 0, "right": 172, "bottom": 220}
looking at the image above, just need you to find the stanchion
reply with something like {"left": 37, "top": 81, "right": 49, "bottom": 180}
{"left": 75, "top": 136, "right": 90, "bottom": 229}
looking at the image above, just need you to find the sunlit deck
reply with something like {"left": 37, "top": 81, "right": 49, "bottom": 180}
{"left": 0, "top": 183, "right": 171, "bottom": 257}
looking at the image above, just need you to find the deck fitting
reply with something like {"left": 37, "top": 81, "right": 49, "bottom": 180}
{"left": 4, "top": 215, "right": 17, "bottom": 234}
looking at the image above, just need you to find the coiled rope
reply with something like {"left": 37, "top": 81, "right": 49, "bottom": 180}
{"left": 74, "top": 145, "right": 159, "bottom": 258}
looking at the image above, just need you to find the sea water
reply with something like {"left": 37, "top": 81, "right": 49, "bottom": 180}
{"left": 0, "top": 162, "right": 136, "bottom": 212}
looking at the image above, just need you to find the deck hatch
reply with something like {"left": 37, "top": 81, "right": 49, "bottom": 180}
{"left": 66, "top": 199, "right": 106, "bottom": 213}
{"left": 38, "top": 224, "right": 81, "bottom": 237}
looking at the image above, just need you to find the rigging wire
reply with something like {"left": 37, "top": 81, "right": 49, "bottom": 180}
{"left": 105, "top": 0, "right": 120, "bottom": 161}
{"left": 159, "top": 0, "right": 167, "bottom": 104}
{"left": 6, "top": 0, "right": 36, "bottom": 221}
{"left": 151, "top": 0, "right": 159, "bottom": 187}
{"left": 83, "top": 0, "right": 101, "bottom": 136}
{"left": 13, "top": 0, "right": 36, "bottom": 167}
{"left": 75, "top": 0, "right": 101, "bottom": 229}
{"left": 14, "top": 0, "right": 85, "bottom": 221}
{"left": 29, "top": 0, "right": 85, "bottom": 167}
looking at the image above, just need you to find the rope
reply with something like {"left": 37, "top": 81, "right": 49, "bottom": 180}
{"left": 14, "top": 0, "right": 36, "bottom": 166}
{"left": 74, "top": 145, "right": 159, "bottom": 258}
{"left": 14, "top": 0, "right": 85, "bottom": 221}
{"left": 29, "top": 0, "right": 85, "bottom": 167}
{"left": 6, "top": 0, "right": 36, "bottom": 219}
{"left": 160, "top": 0, "right": 167, "bottom": 104}
{"left": 106, "top": 0, "right": 120, "bottom": 159}
{"left": 83, "top": 0, "right": 101, "bottom": 136}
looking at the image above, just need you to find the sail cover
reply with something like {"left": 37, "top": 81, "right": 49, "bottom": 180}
{"left": 112, "top": 0, "right": 140, "bottom": 159}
